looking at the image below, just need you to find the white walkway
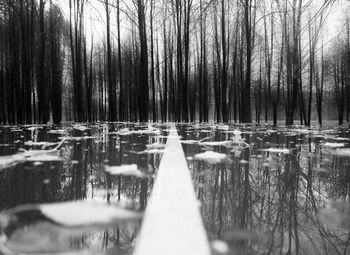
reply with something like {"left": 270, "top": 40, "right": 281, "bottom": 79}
{"left": 133, "top": 125, "right": 211, "bottom": 255}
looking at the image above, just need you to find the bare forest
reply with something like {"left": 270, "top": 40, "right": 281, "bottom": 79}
{"left": 0, "top": 0, "right": 349, "bottom": 125}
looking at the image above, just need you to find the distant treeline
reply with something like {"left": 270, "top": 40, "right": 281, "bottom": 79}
{"left": 0, "top": 0, "right": 349, "bottom": 125}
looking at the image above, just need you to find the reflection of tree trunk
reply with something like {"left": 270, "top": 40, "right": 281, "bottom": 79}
{"left": 218, "top": 167, "right": 225, "bottom": 237}
{"left": 267, "top": 169, "right": 283, "bottom": 254}
{"left": 293, "top": 181, "right": 299, "bottom": 255}
{"left": 211, "top": 168, "right": 220, "bottom": 222}
{"left": 240, "top": 157, "right": 249, "bottom": 228}
{"left": 287, "top": 195, "right": 293, "bottom": 255}
{"left": 71, "top": 144, "right": 86, "bottom": 200}
{"left": 230, "top": 161, "right": 236, "bottom": 220}
{"left": 285, "top": 148, "right": 300, "bottom": 255}
{"left": 305, "top": 138, "right": 313, "bottom": 215}
{"left": 106, "top": 174, "right": 112, "bottom": 203}
{"left": 139, "top": 179, "right": 148, "bottom": 210}
{"left": 279, "top": 167, "right": 284, "bottom": 255}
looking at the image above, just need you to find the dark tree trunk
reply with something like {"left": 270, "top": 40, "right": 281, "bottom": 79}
{"left": 137, "top": 0, "right": 149, "bottom": 122}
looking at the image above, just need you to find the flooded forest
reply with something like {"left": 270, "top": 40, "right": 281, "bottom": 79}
{"left": 0, "top": 0, "right": 350, "bottom": 255}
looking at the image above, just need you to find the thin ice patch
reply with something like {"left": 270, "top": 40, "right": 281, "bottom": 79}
{"left": 73, "top": 125, "right": 90, "bottom": 132}
{"left": 194, "top": 151, "right": 228, "bottom": 164}
{"left": 39, "top": 201, "right": 142, "bottom": 226}
{"left": 199, "top": 140, "right": 233, "bottom": 147}
{"left": 260, "top": 148, "right": 291, "bottom": 154}
{"left": 322, "top": 142, "right": 346, "bottom": 148}
{"left": 332, "top": 148, "right": 350, "bottom": 157}
{"left": 105, "top": 164, "right": 146, "bottom": 178}
{"left": 0, "top": 154, "right": 26, "bottom": 170}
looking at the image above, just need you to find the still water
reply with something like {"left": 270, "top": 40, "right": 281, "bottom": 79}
{"left": 0, "top": 123, "right": 349, "bottom": 255}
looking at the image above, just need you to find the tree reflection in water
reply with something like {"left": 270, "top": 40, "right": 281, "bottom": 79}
{"left": 180, "top": 124, "right": 350, "bottom": 255}
{"left": 0, "top": 123, "right": 166, "bottom": 254}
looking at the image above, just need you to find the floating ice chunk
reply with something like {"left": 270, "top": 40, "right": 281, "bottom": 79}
{"left": 266, "top": 129, "right": 278, "bottom": 134}
{"left": 114, "top": 127, "right": 161, "bottom": 136}
{"left": 105, "top": 164, "right": 146, "bottom": 178}
{"left": 0, "top": 154, "right": 26, "bottom": 170}
{"left": 292, "top": 129, "right": 312, "bottom": 134}
{"left": 26, "top": 126, "right": 43, "bottom": 131}
{"left": 232, "top": 129, "right": 242, "bottom": 136}
{"left": 199, "top": 140, "right": 233, "bottom": 147}
{"left": 181, "top": 139, "right": 201, "bottom": 145}
{"left": 48, "top": 129, "right": 67, "bottom": 134}
{"left": 239, "top": 160, "right": 249, "bottom": 165}
{"left": 181, "top": 137, "right": 211, "bottom": 145}
{"left": 0, "top": 148, "right": 63, "bottom": 170}
{"left": 59, "top": 136, "right": 94, "bottom": 141}
{"left": 194, "top": 151, "right": 228, "bottom": 164}
{"left": 217, "top": 125, "right": 229, "bottom": 131}
{"left": 73, "top": 125, "right": 90, "bottom": 132}
{"left": 322, "top": 142, "right": 346, "bottom": 148}
{"left": 332, "top": 148, "right": 350, "bottom": 157}
{"left": 24, "top": 141, "right": 59, "bottom": 149}
{"left": 134, "top": 149, "right": 166, "bottom": 155}
{"left": 330, "top": 137, "right": 350, "bottom": 141}
{"left": 111, "top": 128, "right": 132, "bottom": 135}
{"left": 6, "top": 201, "right": 142, "bottom": 228}
{"left": 199, "top": 129, "right": 214, "bottom": 133}
{"left": 211, "top": 240, "right": 229, "bottom": 254}
{"left": 260, "top": 148, "right": 290, "bottom": 154}
{"left": 23, "top": 150, "right": 62, "bottom": 162}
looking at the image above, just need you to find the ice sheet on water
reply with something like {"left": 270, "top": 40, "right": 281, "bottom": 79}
{"left": 198, "top": 129, "right": 214, "bottom": 133}
{"left": 0, "top": 154, "right": 26, "bottom": 170}
{"left": 111, "top": 127, "right": 162, "bottom": 136}
{"left": 133, "top": 148, "right": 166, "bottom": 155}
{"left": 105, "top": 164, "right": 146, "bottom": 178}
{"left": 48, "top": 129, "right": 67, "bottom": 134}
{"left": 181, "top": 137, "right": 211, "bottom": 145}
{"left": 0, "top": 148, "right": 63, "bottom": 171}
{"left": 211, "top": 240, "right": 229, "bottom": 254}
{"left": 21, "top": 149, "right": 62, "bottom": 162}
{"left": 329, "top": 136, "right": 350, "bottom": 141}
{"left": 194, "top": 151, "right": 228, "bottom": 164}
{"left": 0, "top": 201, "right": 142, "bottom": 228}
{"left": 73, "top": 125, "right": 90, "bottom": 132}
{"left": 59, "top": 136, "right": 95, "bottom": 141}
{"left": 260, "top": 148, "right": 291, "bottom": 154}
{"left": 0, "top": 201, "right": 141, "bottom": 254}
{"left": 291, "top": 128, "right": 312, "bottom": 134}
{"left": 181, "top": 139, "right": 201, "bottom": 144}
{"left": 322, "top": 142, "right": 346, "bottom": 148}
{"left": 0, "top": 225, "right": 102, "bottom": 255}
{"left": 26, "top": 126, "right": 43, "bottom": 131}
{"left": 199, "top": 140, "right": 233, "bottom": 147}
{"left": 331, "top": 148, "right": 350, "bottom": 157}
{"left": 26, "top": 153, "right": 62, "bottom": 162}
{"left": 216, "top": 125, "right": 230, "bottom": 131}
{"left": 24, "top": 141, "right": 59, "bottom": 148}
{"left": 39, "top": 201, "right": 142, "bottom": 226}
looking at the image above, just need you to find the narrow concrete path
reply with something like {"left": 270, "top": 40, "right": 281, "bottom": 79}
{"left": 133, "top": 125, "right": 211, "bottom": 255}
